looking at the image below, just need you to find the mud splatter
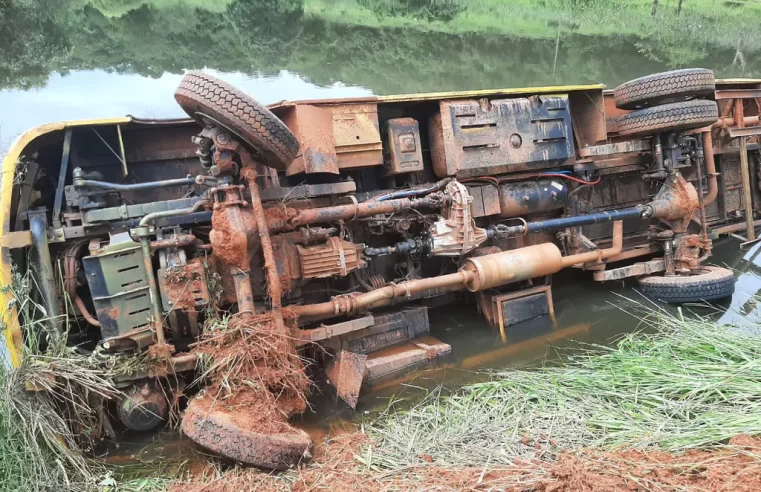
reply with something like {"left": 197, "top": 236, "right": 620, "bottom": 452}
{"left": 182, "top": 309, "right": 311, "bottom": 469}
{"left": 146, "top": 342, "right": 175, "bottom": 378}
{"left": 171, "top": 434, "right": 761, "bottom": 491}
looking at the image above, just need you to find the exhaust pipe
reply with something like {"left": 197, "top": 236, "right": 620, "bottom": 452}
{"left": 293, "top": 222, "right": 623, "bottom": 322}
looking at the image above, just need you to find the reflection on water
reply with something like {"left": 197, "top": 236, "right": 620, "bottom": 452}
{"left": 1, "top": 0, "right": 761, "bottom": 142}
{"left": 720, "top": 240, "right": 761, "bottom": 336}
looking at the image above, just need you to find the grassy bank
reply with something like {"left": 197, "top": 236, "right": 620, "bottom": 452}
{"left": 305, "top": 0, "right": 761, "bottom": 51}
{"left": 366, "top": 308, "right": 761, "bottom": 468}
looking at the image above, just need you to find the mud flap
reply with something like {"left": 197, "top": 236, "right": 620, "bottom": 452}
{"left": 326, "top": 350, "right": 367, "bottom": 409}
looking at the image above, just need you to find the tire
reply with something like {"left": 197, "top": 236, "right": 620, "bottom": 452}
{"left": 182, "top": 396, "right": 312, "bottom": 470}
{"left": 614, "top": 69, "right": 715, "bottom": 110}
{"left": 637, "top": 266, "right": 735, "bottom": 304}
{"left": 616, "top": 100, "right": 718, "bottom": 137}
{"left": 175, "top": 71, "right": 299, "bottom": 170}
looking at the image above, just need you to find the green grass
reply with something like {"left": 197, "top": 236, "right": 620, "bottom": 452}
{"left": 304, "top": 0, "right": 761, "bottom": 52}
{"left": 365, "top": 303, "right": 761, "bottom": 468}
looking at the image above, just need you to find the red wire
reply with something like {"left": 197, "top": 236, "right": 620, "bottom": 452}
{"left": 463, "top": 173, "right": 601, "bottom": 186}
{"left": 540, "top": 173, "right": 602, "bottom": 185}
{"left": 461, "top": 176, "right": 500, "bottom": 187}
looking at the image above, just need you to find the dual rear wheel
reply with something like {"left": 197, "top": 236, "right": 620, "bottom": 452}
{"left": 614, "top": 68, "right": 718, "bottom": 136}
{"left": 614, "top": 69, "right": 732, "bottom": 302}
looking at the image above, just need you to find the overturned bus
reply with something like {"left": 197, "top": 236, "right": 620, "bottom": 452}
{"left": 1, "top": 69, "right": 760, "bottom": 468}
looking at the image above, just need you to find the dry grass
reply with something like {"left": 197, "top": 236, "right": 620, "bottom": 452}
{"left": 0, "top": 266, "right": 152, "bottom": 491}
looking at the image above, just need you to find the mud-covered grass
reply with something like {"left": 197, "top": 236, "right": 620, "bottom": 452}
{"left": 195, "top": 310, "right": 309, "bottom": 402}
{"left": 163, "top": 306, "right": 761, "bottom": 491}
{"left": 170, "top": 433, "right": 761, "bottom": 491}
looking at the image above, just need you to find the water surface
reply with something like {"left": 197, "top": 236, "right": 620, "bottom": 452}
{"left": 2, "top": 0, "right": 760, "bottom": 144}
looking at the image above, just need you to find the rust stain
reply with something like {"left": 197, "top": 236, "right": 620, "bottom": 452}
{"left": 326, "top": 350, "right": 367, "bottom": 409}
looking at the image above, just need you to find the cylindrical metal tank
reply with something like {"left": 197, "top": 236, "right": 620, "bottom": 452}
{"left": 461, "top": 242, "right": 563, "bottom": 292}
{"left": 499, "top": 179, "right": 568, "bottom": 218}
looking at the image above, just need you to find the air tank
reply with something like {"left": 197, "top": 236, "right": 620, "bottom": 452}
{"left": 499, "top": 179, "right": 568, "bottom": 218}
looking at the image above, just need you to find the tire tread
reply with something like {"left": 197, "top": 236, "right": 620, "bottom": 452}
{"left": 637, "top": 266, "right": 734, "bottom": 303}
{"left": 175, "top": 71, "right": 299, "bottom": 170}
{"left": 614, "top": 69, "right": 715, "bottom": 109}
{"left": 616, "top": 100, "right": 718, "bottom": 136}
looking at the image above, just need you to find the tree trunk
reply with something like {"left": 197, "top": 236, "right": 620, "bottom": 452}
{"left": 677, "top": 0, "right": 684, "bottom": 16}
{"left": 652, "top": 0, "right": 660, "bottom": 17}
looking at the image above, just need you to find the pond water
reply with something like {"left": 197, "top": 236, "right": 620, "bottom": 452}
{"left": 1, "top": 0, "right": 760, "bottom": 145}
{"left": 4, "top": 0, "right": 761, "bottom": 468}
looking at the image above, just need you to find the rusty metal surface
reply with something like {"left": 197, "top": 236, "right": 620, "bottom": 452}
{"left": 364, "top": 336, "right": 451, "bottom": 381}
{"left": 468, "top": 184, "right": 501, "bottom": 218}
{"left": 209, "top": 185, "right": 253, "bottom": 272}
{"left": 429, "top": 181, "right": 488, "bottom": 256}
{"left": 333, "top": 104, "right": 383, "bottom": 169}
{"left": 383, "top": 117, "right": 424, "bottom": 175}
{"left": 150, "top": 234, "right": 196, "bottom": 252}
{"left": 292, "top": 270, "right": 474, "bottom": 321}
{"left": 158, "top": 261, "right": 210, "bottom": 311}
{"left": 715, "top": 89, "right": 761, "bottom": 100}
{"left": 338, "top": 307, "right": 430, "bottom": 354}
{"left": 429, "top": 96, "right": 575, "bottom": 178}
{"left": 243, "top": 166, "right": 284, "bottom": 314}
{"left": 297, "top": 237, "right": 364, "bottom": 279}
{"left": 714, "top": 115, "right": 761, "bottom": 128}
{"left": 260, "top": 181, "right": 356, "bottom": 202}
{"left": 603, "top": 92, "right": 629, "bottom": 135}
{"left": 569, "top": 90, "right": 607, "bottom": 147}
{"left": 729, "top": 127, "right": 761, "bottom": 138}
{"left": 592, "top": 259, "right": 665, "bottom": 281}
{"left": 650, "top": 173, "right": 700, "bottom": 233}
{"left": 481, "top": 285, "right": 554, "bottom": 343}
{"left": 274, "top": 195, "right": 440, "bottom": 232}
{"left": 735, "top": 98, "right": 757, "bottom": 241}
{"left": 280, "top": 104, "right": 339, "bottom": 175}
{"left": 461, "top": 243, "right": 562, "bottom": 291}
{"left": 578, "top": 139, "right": 651, "bottom": 157}
{"left": 325, "top": 350, "right": 367, "bottom": 409}
{"left": 268, "top": 84, "right": 607, "bottom": 110}
{"left": 673, "top": 234, "right": 711, "bottom": 272}
{"left": 100, "top": 325, "right": 155, "bottom": 352}
{"left": 703, "top": 132, "right": 719, "bottom": 206}
{"left": 271, "top": 234, "right": 301, "bottom": 294}
{"left": 574, "top": 154, "right": 650, "bottom": 174}
{"left": 295, "top": 315, "right": 375, "bottom": 346}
